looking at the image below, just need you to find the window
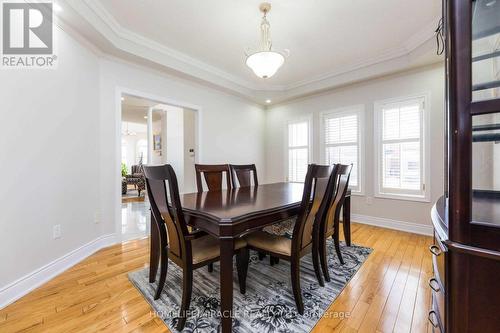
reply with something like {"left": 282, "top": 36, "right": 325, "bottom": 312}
{"left": 321, "top": 106, "right": 363, "bottom": 193}
{"left": 121, "top": 139, "right": 127, "bottom": 165}
{"left": 375, "top": 95, "right": 429, "bottom": 200}
{"left": 136, "top": 139, "right": 148, "bottom": 164}
{"left": 287, "top": 119, "right": 310, "bottom": 182}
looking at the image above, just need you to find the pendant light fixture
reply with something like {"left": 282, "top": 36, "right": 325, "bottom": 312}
{"left": 245, "top": 3, "right": 289, "bottom": 79}
{"left": 122, "top": 122, "right": 137, "bottom": 136}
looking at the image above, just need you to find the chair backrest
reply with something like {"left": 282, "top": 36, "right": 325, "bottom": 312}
{"left": 291, "top": 164, "right": 336, "bottom": 254}
{"left": 325, "top": 164, "right": 353, "bottom": 232}
{"left": 195, "top": 164, "right": 232, "bottom": 192}
{"left": 229, "top": 164, "right": 258, "bottom": 188}
{"left": 131, "top": 164, "right": 143, "bottom": 175}
{"left": 143, "top": 164, "right": 190, "bottom": 260}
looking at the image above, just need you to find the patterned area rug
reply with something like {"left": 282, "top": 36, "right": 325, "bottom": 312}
{"left": 128, "top": 241, "right": 371, "bottom": 333}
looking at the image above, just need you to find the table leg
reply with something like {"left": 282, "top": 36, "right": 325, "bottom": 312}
{"left": 220, "top": 237, "right": 234, "bottom": 333}
{"left": 343, "top": 196, "right": 351, "bottom": 246}
{"left": 149, "top": 210, "right": 160, "bottom": 283}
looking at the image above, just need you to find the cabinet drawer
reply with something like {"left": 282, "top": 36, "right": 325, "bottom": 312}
{"left": 430, "top": 235, "right": 447, "bottom": 291}
{"left": 429, "top": 292, "right": 445, "bottom": 332}
{"left": 430, "top": 278, "right": 445, "bottom": 329}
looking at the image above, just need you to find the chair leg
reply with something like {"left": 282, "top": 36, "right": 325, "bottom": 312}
{"left": 319, "top": 236, "right": 331, "bottom": 283}
{"left": 236, "top": 248, "right": 250, "bottom": 294}
{"left": 176, "top": 268, "right": 193, "bottom": 331}
{"left": 270, "top": 255, "right": 277, "bottom": 266}
{"left": 258, "top": 251, "right": 266, "bottom": 260}
{"left": 208, "top": 263, "right": 213, "bottom": 273}
{"left": 312, "top": 236, "right": 324, "bottom": 287}
{"left": 290, "top": 258, "right": 304, "bottom": 315}
{"left": 334, "top": 230, "right": 345, "bottom": 265}
{"left": 154, "top": 247, "right": 168, "bottom": 300}
{"left": 274, "top": 257, "right": 279, "bottom": 264}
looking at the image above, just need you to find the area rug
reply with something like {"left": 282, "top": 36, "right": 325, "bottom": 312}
{"left": 128, "top": 240, "right": 371, "bottom": 333}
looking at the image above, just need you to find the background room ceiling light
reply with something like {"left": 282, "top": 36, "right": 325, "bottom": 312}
{"left": 245, "top": 3, "right": 289, "bottom": 79}
{"left": 122, "top": 122, "right": 137, "bottom": 136}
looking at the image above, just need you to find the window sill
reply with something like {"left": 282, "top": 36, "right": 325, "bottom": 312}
{"left": 374, "top": 193, "right": 430, "bottom": 203}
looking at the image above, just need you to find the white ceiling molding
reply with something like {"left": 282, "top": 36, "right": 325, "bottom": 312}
{"left": 285, "top": 17, "right": 441, "bottom": 91}
{"left": 268, "top": 40, "right": 441, "bottom": 105}
{"left": 63, "top": 0, "right": 442, "bottom": 105}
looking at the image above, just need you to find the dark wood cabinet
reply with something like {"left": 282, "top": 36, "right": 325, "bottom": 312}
{"left": 431, "top": 0, "right": 500, "bottom": 332}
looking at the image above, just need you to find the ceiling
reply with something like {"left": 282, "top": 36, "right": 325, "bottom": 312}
{"left": 121, "top": 95, "right": 162, "bottom": 124}
{"left": 62, "top": 0, "right": 442, "bottom": 105}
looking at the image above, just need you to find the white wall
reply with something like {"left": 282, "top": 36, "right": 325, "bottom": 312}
{"left": 166, "top": 106, "right": 185, "bottom": 190}
{"left": 0, "top": 27, "right": 102, "bottom": 289}
{"left": 150, "top": 113, "right": 163, "bottom": 165}
{"left": 265, "top": 65, "right": 445, "bottom": 227}
{"left": 184, "top": 109, "right": 197, "bottom": 193}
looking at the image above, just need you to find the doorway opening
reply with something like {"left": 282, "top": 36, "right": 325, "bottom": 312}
{"left": 120, "top": 93, "right": 198, "bottom": 241}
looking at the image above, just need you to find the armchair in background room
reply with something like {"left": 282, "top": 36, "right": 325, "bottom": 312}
{"left": 125, "top": 164, "right": 146, "bottom": 196}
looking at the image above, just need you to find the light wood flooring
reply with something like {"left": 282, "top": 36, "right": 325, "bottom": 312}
{"left": 0, "top": 223, "right": 433, "bottom": 332}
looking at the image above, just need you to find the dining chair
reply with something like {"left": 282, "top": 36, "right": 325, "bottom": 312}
{"left": 195, "top": 163, "right": 232, "bottom": 273}
{"left": 229, "top": 164, "right": 258, "bottom": 188}
{"left": 244, "top": 164, "right": 335, "bottom": 314}
{"left": 143, "top": 164, "right": 249, "bottom": 330}
{"left": 195, "top": 164, "right": 232, "bottom": 192}
{"left": 317, "top": 164, "right": 352, "bottom": 283}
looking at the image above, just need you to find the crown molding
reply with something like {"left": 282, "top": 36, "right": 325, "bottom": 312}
{"left": 64, "top": 0, "right": 441, "bottom": 104}
{"left": 65, "top": 0, "right": 259, "bottom": 96}
{"left": 283, "top": 16, "right": 441, "bottom": 91}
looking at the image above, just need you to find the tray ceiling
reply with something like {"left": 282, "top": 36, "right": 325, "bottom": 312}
{"left": 61, "top": 0, "right": 442, "bottom": 104}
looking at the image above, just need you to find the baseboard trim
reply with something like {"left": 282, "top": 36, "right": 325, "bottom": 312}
{"left": 351, "top": 214, "right": 433, "bottom": 236}
{"left": 0, "top": 233, "right": 117, "bottom": 309}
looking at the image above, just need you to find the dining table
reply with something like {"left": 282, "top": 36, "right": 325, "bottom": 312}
{"left": 148, "top": 182, "right": 352, "bottom": 333}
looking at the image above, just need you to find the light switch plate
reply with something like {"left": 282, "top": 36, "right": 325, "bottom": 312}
{"left": 53, "top": 224, "right": 61, "bottom": 239}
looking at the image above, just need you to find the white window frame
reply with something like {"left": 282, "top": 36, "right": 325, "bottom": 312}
{"left": 374, "top": 93, "right": 431, "bottom": 202}
{"left": 319, "top": 105, "right": 365, "bottom": 195}
{"left": 285, "top": 116, "right": 313, "bottom": 183}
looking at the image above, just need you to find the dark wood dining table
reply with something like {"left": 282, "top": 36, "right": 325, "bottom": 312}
{"left": 148, "top": 182, "right": 352, "bottom": 333}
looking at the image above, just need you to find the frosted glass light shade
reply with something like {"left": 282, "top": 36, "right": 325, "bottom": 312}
{"left": 246, "top": 51, "right": 285, "bottom": 78}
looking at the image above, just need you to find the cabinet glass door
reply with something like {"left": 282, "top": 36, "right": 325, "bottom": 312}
{"left": 472, "top": 0, "right": 500, "bottom": 102}
{"left": 472, "top": 112, "right": 500, "bottom": 226}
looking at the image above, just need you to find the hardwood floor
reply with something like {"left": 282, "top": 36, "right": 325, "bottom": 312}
{"left": 0, "top": 223, "right": 433, "bottom": 332}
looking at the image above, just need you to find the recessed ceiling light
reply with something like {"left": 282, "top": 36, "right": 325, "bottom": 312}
{"left": 121, "top": 97, "right": 125, "bottom": 101}
{"left": 266, "top": 99, "right": 271, "bottom": 104}
{"left": 144, "top": 116, "right": 148, "bottom": 119}
{"left": 54, "top": 3, "right": 63, "bottom": 12}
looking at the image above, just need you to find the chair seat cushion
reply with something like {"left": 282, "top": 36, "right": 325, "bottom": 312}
{"left": 191, "top": 235, "right": 246, "bottom": 265}
{"left": 245, "top": 231, "right": 292, "bottom": 257}
{"left": 262, "top": 217, "right": 296, "bottom": 240}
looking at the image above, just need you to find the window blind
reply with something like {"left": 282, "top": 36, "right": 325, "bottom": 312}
{"left": 288, "top": 121, "right": 309, "bottom": 182}
{"left": 323, "top": 112, "right": 360, "bottom": 190}
{"left": 380, "top": 100, "right": 424, "bottom": 194}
